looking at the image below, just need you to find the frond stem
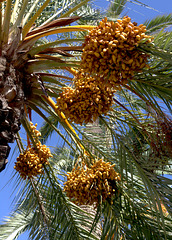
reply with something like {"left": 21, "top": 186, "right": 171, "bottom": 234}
{"left": 65, "top": 67, "right": 78, "bottom": 75}
{"left": 30, "top": 178, "right": 50, "bottom": 233}
{"left": 24, "top": 104, "right": 31, "bottom": 148}
{"left": 27, "top": 38, "right": 84, "bottom": 58}
{"left": 11, "top": 0, "right": 28, "bottom": 31}
{"left": 60, "top": 0, "right": 91, "bottom": 18}
{"left": 22, "top": 0, "right": 51, "bottom": 38}
{"left": 42, "top": 95, "right": 88, "bottom": 155}
{"left": 2, "top": 0, "right": 12, "bottom": 44}
{"left": 15, "top": 132, "right": 25, "bottom": 153}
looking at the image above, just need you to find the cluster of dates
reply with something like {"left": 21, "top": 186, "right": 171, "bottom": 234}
{"left": 14, "top": 122, "right": 52, "bottom": 179}
{"left": 81, "top": 16, "right": 151, "bottom": 87}
{"left": 56, "top": 74, "right": 115, "bottom": 125}
{"left": 57, "top": 16, "right": 151, "bottom": 125}
{"left": 64, "top": 158, "right": 121, "bottom": 205}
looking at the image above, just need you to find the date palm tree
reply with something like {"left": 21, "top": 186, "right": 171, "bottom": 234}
{"left": 0, "top": 0, "right": 172, "bottom": 239}
{"left": 0, "top": 0, "right": 96, "bottom": 172}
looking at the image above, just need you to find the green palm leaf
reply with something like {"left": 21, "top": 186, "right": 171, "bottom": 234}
{"left": 145, "top": 14, "right": 172, "bottom": 34}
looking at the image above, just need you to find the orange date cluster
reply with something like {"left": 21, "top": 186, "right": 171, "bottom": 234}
{"left": 56, "top": 16, "right": 152, "bottom": 126}
{"left": 64, "top": 158, "right": 121, "bottom": 205}
{"left": 56, "top": 74, "right": 115, "bottom": 125}
{"left": 14, "top": 123, "right": 52, "bottom": 179}
{"left": 81, "top": 16, "right": 151, "bottom": 87}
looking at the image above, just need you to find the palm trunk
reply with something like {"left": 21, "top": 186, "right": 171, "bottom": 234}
{"left": 81, "top": 118, "right": 112, "bottom": 239}
{"left": 84, "top": 118, "right": 112, "bottom": 155}
{"left": 80, "top": 204, "right": 102, "bottom": 239}
{"left": 0, "top": 52, "right": 24, "bottom": 171}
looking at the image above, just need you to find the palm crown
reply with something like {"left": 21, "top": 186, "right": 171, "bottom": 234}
{"left": 0, "top": 0, "right": 172, "bottom": 239}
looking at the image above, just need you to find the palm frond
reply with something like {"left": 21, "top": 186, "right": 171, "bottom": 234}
{"left": 129, "top": 0, "right": 161, "bottom": 13}
{"left": 0, "top": 210, "right": 32, "bottom": 240}
{"left": 2, "top": 0, "right": 12, "bottom": 44}
{"left": 39, "top": 115, "right": 59, "bottom": 144}
{"left": 1, "top": 163, "right": 100, "bottom": 240}
{"left": 107, "top": 0, "right": 127, "bottom": 18}
{"left": 145, "top": 14, "right": 172, "bottom": 34}
{"left": 60, "top": 0, "right": 91, "bottom": 18}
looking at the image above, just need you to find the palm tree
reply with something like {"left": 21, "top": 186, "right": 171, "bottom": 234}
{"left": 0, "top": 0, "right": 95, "bottom": 172}
{"left": 0, "top": 0, "right": 172, "bottom": 239}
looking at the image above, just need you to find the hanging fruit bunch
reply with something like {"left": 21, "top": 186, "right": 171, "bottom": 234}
{"left": 56, "top": 16, "right": 152, "bottom": 126}
{"left": 14, "top": 122, "right": 52, "bottom": 179}
{"left": 56, "top": 72, "right": 115, "bottom": 125}
{"left": 81, "top": 16, "right": 152, "bottom": 87}
{"left": 64, "top": 158, "right": 121, "bottom": 205}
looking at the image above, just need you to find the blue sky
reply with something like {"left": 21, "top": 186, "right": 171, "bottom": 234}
{"left": 0, "top": 1, "right": 171, "bottom": 239}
